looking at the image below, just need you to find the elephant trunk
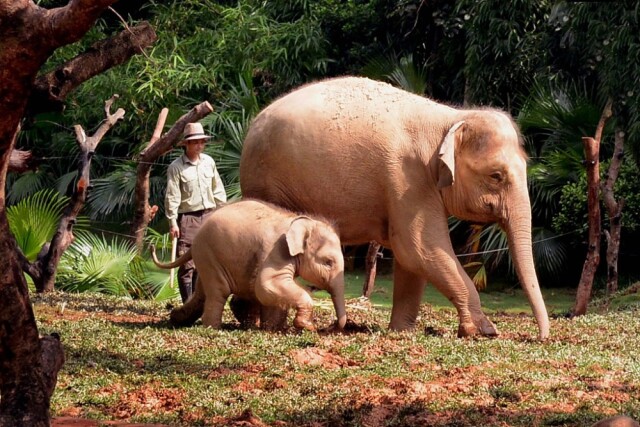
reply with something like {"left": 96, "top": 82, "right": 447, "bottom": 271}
{"left": 505, "top": 201, "right": 550, "bottom": 340}
{"left": 330, "top": 276, "right": 347, "bottom": 329}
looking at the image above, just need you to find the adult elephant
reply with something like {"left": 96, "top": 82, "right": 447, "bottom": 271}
{"left": 239, "top": 76, "right": 549, "bottom": 340}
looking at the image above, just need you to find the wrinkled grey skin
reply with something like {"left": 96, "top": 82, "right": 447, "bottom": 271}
{"left": 151, "top": 200, "right": 347, "bottom": 331}
{"left": 238, "top": 76, "right": 549, "bottom": 339}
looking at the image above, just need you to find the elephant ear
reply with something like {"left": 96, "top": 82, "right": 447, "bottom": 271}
{"left": 437, "top": 121, "right": 465, "bottom": 189}
{"left": 286, "top": 217, "right": 312, "bottom": 256}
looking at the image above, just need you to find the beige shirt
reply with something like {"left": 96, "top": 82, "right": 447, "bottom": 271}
{"left": 165, "top": 153, "right": 227, "bottom": 228}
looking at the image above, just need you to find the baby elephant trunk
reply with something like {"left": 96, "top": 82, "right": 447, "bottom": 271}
{"left": 330, "top": 276, "right": 347, "bottom": 329}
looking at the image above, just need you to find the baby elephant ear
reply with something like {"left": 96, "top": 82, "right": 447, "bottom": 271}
{"left": 437, "top": 121, "right": 465, "bottom": 189}
{"left": 286, "top": 217, "right": 311, "bottom": 257}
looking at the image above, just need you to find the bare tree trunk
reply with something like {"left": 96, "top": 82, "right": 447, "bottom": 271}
{"left": 573, "top": 100, "right": 612, "bottom": 316}
{"left": 573, "top": 137, "right": 601, "bottom": 316}
{"left": 20, "top": 96, "right": 125, "bottom": 293}
{"left": 362, "top": 242, "right": 381, "bottom": 298}
{"left": 131, "top": 102, "right": 214, "bottom": 251}
{"left": 601, "top": 127, "right": 626, "bottom": 295}
{"left": 0, "top": 2, "right": 148, "bottom": 423}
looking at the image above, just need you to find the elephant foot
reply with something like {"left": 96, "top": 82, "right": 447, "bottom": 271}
{"left": 457, "top": 321, "right": 479, "bottom": 338}
{"left": 293, "top": 307, "right": 316, "bottom": 331}
{"left": 472, "top": 314, "right": 499, "bottom": 337}
{"left": 230, "top": 296, "right": 261, "bottom": 329}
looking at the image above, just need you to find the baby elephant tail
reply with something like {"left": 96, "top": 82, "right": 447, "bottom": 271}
{"left": 150, "top": 244, "right": 192, "bottom": 269}
{"left": 170, "top": 277, "right": 205, "bottom": 327}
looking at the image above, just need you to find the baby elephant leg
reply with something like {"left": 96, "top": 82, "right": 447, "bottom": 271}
{"left": 257, "top": 279, "right": 315, "bottom": 331}
{"left": 229, "top": 296, "right": 261, "bottom": 329}
{"left": 201, "top": 285, "right": 229, "bottom": 328}
{"left": 260, "top": 305, "right": 289, "bottom": 331}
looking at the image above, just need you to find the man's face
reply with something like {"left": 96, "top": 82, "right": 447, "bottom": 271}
{"left": 185, "top": 139, "right": 206, "bottom": 157}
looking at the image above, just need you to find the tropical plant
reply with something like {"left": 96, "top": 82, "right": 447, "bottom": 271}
{"left": 58, "top": 231, "right": 178, "bottom": 300}
{"left": 362, "top": 53, "right": 428, "bottom": 95}
{"left": 456, "top": 0, "right": 552, "bottom": 111}
{"left": 7, "top": 189, "right": 88, "bottom": 262}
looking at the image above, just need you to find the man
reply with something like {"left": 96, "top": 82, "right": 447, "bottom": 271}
{"left": 165, "top": 122, "right": 227, "bottom": 302}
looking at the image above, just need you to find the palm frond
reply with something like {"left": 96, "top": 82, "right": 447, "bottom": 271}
{"left": 58, "top": 232, "right": 140, "bottom": 296}
{"left": 88, "top": 162, "right": 138, "bottom": 218}
{"left": 362, "top": 53, "right": 428, "bottom": 95}
{"left": 7, "top": 189, "right": 89, "bottom": 261}
{"left": 6, "top": 171, "right": 49, "bottom": 205}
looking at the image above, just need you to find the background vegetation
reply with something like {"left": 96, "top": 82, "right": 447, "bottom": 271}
{"left": 10, "top": 0, "right": 640, "bottom": 300}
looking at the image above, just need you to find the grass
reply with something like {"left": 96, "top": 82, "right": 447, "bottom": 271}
{"left": 33, "top": 275, "right": 640, "bottom": 426}
{"left": 314, "top": 272, "right": 577, "bottom": 315}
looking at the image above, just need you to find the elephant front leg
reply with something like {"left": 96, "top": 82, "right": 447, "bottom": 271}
{"left": 389, "top": 261, "right": 426, "bottom": 331}
{"left": 455, "top": 261, "right": 499, "bottom": 336}
{"left": 256, "top": 277, "right": 317, "bottom": 331}
{"left": 260, "top": 305, "right": 289, "bottom": 331}
{"left": 426, "top": 259, "right": 480, "bottom": 338}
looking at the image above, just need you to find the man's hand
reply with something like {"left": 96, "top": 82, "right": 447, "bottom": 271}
{"left": 170, "top": 225, "right": 180, "bottom": 239}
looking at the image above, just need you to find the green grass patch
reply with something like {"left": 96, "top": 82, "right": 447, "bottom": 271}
{"left": 34, "top": 282, "right": 640, "bottom": 426}
{"left": 313, "top": 272, "right": 576, "bottom": 315}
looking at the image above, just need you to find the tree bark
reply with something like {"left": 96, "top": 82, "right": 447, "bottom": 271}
{"left": 573, "top": 137, "right": 601, "bottom": 317}
{"left": 572, "top": 100, "right": 612, "bottom": 316}
{"left": 131, "top": 102, "right": 214, "bottom": 251}
{"left": 0, "top": 1, "right": 132, "bottom": 424}
{"left": 601, "top": 127, "right": 625, "bottom": 295}
{"left": 362, "top": 242, "right": 381, "bottom": 298}
{"left": 20, "top": 96, "right": 125, "bottom": 293}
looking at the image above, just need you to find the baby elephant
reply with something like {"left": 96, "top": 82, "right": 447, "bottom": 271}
{"left": 151, "top": 200, "right": 347, "bottom": 331}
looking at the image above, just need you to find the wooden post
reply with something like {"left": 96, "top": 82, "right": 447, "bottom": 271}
{"left": 362, "top": 242, "right": 381, "bottom": 298}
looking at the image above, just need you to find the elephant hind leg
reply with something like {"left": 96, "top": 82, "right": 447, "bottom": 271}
{"left": 170, "top": 277, "right": 205, "bottom": 327}
{"left": 389, "top": 261, "right": 426, "bottom": 331}
{"left": 200, "top": 279, "right": 230, "bottom": 329}
{"left": 230, "top": 296, "right": 261, "bottom": 329}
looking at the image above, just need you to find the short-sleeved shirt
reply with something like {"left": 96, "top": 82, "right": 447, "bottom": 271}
{"left": 165, "top": 153, "right": 227, "bottom": 229}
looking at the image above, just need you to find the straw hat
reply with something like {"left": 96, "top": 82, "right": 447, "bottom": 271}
{"left": 178, "top": 122, "right": 212, "bottom": 146}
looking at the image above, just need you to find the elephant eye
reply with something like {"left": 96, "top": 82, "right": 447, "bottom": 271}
{"left": 490, "top": 172, "right": 504, "bottom": 183}
{"left": 324, "top": 258, "right": 334, "bottom": 268}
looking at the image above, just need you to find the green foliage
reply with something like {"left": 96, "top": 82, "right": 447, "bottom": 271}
{"left": 553, "top": 158, "right": 640, "bottom": 236}
{"left": 57, "top": 232, "right": 178, "bottom": 300}
{"left": 361, "top": 53, "right": 428, "bottom": 95}
{"left": 458, "top": 0, "right": 552, "bottom": 111}
{"left": 551, "top": 1, "right": 640, "bottom": 163}
{"left": 518, "top": 78, "right": 609, "bottom": 223}
{"left": 7, "top": 189, "right": 88, "bottom": 261}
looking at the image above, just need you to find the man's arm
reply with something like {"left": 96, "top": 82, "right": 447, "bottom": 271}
{"left": 212, "top": 163, "right": 227, "bottom": 205}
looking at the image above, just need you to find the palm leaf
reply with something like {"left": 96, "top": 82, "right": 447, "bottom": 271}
{"left": 58, "top": 232, "right": 139, "bottom": 296}
{"left": 7, "top": 189, "right": 88, "bottom": 261}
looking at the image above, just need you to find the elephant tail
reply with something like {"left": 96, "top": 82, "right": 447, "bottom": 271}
{"left": 170, "top": 277, "right": 205, "bottom": 327}
{"left": 150, "top": 244, "right": 192, "bottom": 269}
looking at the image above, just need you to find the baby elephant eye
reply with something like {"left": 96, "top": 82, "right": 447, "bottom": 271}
{"left": 324, "top": 258, "right": 334, "bottom": 268}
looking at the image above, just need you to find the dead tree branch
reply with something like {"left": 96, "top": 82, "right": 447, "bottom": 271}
{"left": 601, "top": 126, "right": 625, "bottom": 295}
{"left": 572, "top": 100, "right": 612, "bottom": 316}
{"left": 21, "top": 96, "right": 125, "bottom": 293}
{"left": 27, "top": 21, "right": 157, "bottom": 116}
